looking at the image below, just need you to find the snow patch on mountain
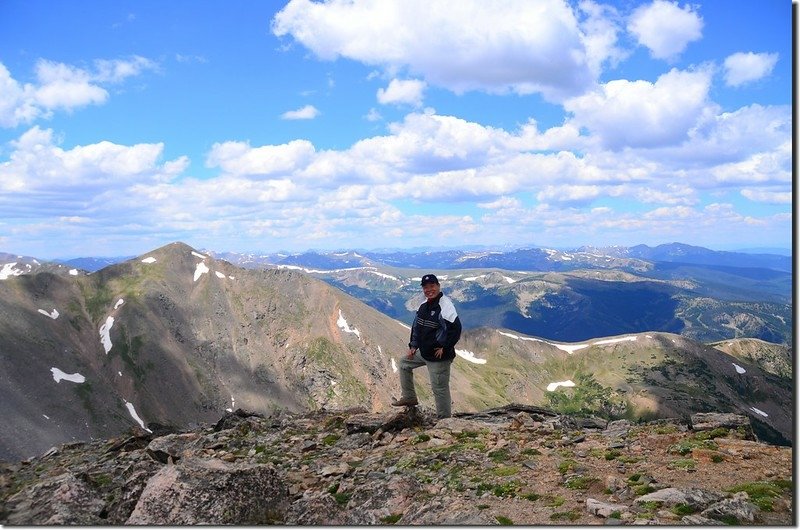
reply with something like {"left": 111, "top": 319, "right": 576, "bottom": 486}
{"left": 337, "top": 309, "right": 361, "bottom": 339}
{"left": 547, "top": 380, "right": 576, "bottom": 391}
{"left": 124, "top": 400, "right": 151, "bottom": 432}
{"left": 194, "top": 261, "right": 209, "bottom": 281}
{"left": 0, "top": 263, "right": 24, "bottom": 280}
{"left": 99, "top": 316, "right": 114, "bottom": 354}
{"left": 141, "top": 256, "right": 157, "bottom": 263}
{"left": 38, "top": 308, "right": 59, "bottom": 319}
{"left": 114, "top": 299, "right": 124, "bottom": 310}
{"left": 456, "top": 349, "right": 487, "bottom": 364}
{"left": 733, "top": 363, "right": 746, "bottom": 374}
{"left": 50, "top": 367, "right": 86, "bottom": 384}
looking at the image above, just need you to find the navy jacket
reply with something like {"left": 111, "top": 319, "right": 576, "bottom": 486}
{"left": 409, "top": 292, "right": 462, "bottom": 362}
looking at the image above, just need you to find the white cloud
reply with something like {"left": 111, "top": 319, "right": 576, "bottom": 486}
{"left": 723, "top": 52, "right": 779, "bottom": 87}
{"left": 537, "top": 184, "right": 600, "bottom": 205}
{"left": 377, "top": 78, "right": 426, "bottom": 106}
{"left": 0, "top": 100, "right": 790, "bottom": 255}
{"left": 628, "top": 0, "right": 703, "bottom": 61}
{"left": 0, "top": 127, "right": 186, "bottom": 217}
{"left": 564, "top": 67, "right": 713, "bottom": 149}
{"left": 281, "top": 104, "right": 320, "bottom": 120}
{"left": 741, "top": 189, "right": 791, "bottom": 204}
{"left": 0, "top": 57, "right": 157, "bottom": 128}
{"left": 272, "top": 0, "right": 604, "bottom": 102}
{"left": 206, "top": 139, "right": 316, "bottom": 177}
{"left": 364, "top": 107, "right": 382, "bottom": 122}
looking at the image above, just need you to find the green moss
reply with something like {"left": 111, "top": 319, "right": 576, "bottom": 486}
{"left": 521, "top": 448, "right": 541, "bottom": 456}
{"left": 495, "top": 515, "right": 514, "bottom": 525}
{"left": 521, "top": 492, "right": 541, "bottom": 501}
{"left": 604, "top": 449, "right": 622, "bottom": 460}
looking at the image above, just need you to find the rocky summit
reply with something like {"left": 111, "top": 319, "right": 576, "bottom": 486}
{"left": 0, "top": 405, "right": 792, "bottom": 526}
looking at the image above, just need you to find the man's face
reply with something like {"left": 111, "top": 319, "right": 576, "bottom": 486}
{"left": 422, "top": 281, "right": 440, "bottom": 300}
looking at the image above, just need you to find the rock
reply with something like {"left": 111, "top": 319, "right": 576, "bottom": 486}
{"left": 4, "top": 473, "right": 106, "bottom": 525}
{"left": 335, "top": 432, "right": 372, "bottom": 450}
{"left": 605, "top": 475, "right": 625, "bottom": 493}
{"left": 690, "top": 413, "right": 752, "bottom": 435}
{"left": 701, "top": 494, "right": 759, "bottom": 524}
{"left": 603, "top": 419, "right": 631, "bottom": 438}
{"left": 287, "top": 491, "right": 347, "bottom": 525}
{"left": 681, "top": 514, "right": 726, "bottom": 525}
{"left": 320, "top": 463, "right": 349, "bottom": 476}
{"left": 213, "top": 408, "right": 265, "bottom": 432}
{"left": 126, "top": 457, "right": 288, "bottom": 524}
{"left": 146, "top": 432, "right": 200, "bottom": 464}
{"left": 586, "top": 498, "right": 628, "bottom": 518}
{"left": 636, "top": 487, "right": 724, "bottom": 509}
{"left": 577, "top": 416, "right": 608, "bottom": 430}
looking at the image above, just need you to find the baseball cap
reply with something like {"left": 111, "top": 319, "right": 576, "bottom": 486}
{"left": 420, "top": 274, "right": 439, "bottom": 286}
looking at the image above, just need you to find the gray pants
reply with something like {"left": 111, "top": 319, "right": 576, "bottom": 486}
{"left": 399, "top": 351, "right": 453, "bottom": 418}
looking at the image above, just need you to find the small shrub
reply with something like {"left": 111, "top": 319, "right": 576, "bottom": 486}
{"left": 495, "top": 515, "right": 514, "bottom": 525}
{"left": 412, "top": 433, "right": 431, "bottom": 444}
{"left": 557, "top": 459, "right": 578, "bottom": 474}
{"left": 477, "top": 504, "right": 490, "bottom": 510}
{"left": 604, "top": 449, "right": 621, "bottom": 460}
{"left": 633, "top": 484, "right": 656, "bottom": 496}
{"left": 544, "top": 495, "right": 565, "bottom": 507}
{"left": 521, "top": 492, "right": 541, "bottom": 501}
{"left": 521, "top": 448, "right": 541, "bottom": 456}
{"left": 565, "top": 476, "right": 597, "bottom": 490}
{"left": 609, "top": 510, "right": 622, "bottom": 519}
{"left": 493, "top": 481, "right": 521, "bottom": 498}
{"left": 322, "top": 433, "right": 340, "bottom": 446}
{"left": 492, "top": 466, "right": 519, "bottom": 477}
{"left": 711, "top": 454, "right": 724, "bottom": 463}
{"left": 669, "top": 458, "right": 696, "bottom": 471}
{"left": 726, "top": 481, "right": 793, "bottom": 512}
{"left": 671, "top": 503, "right": 696, "bottom": 516}
{"left": 550, "top": 510, "right": 580, "bottom": 521}
{"left": 488, "top": 448, "right": 510, "bottom": 463}
{"left": 380, "top": 513, "right": 402, "bottom": 524}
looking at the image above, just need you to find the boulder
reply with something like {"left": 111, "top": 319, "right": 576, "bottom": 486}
{"left": 4, "top": 473, "right": 105, "bottom": 525}
{"left": 126, "top": 457, "right": 288, "bottom": 524}
{"left": 636, "top": 487, "right": 724, "bottom": 509}
{"left": 146, "top": 432, "right": 201, "bottom": 463}
{"left": 586, "top": 498, "right": 628, "bottom": 518}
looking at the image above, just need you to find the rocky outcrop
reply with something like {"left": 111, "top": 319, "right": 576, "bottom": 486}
{"left": 0, "top": 407, "right": 793, "bottom": 526}
{"left": 126, "top": 458, "right": 288, "bottom": 524}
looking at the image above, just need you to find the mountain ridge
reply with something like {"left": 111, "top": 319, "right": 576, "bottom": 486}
{"left": 0, "top": 241, "right": 792, "bottom": 463}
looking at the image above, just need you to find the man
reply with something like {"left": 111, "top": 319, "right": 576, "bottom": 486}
{"left": 392, "top": 274, "right": 462, "bottom": 419}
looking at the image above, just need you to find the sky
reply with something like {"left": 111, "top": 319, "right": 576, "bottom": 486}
{"left": 0, "top": 0, "right": 793, "bottom": 259}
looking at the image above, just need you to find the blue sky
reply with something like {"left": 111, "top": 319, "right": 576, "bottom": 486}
{"left": 0, "top": 0, "right": 792, "bottom": 258}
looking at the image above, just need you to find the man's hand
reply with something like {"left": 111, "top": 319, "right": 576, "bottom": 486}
{"left": 434, "top": 347, "right": 444, "bottom": 359}
{"left": 407, "top": 347, "right": 416, "bottom": 359}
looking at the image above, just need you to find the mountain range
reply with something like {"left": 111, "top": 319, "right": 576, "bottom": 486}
{"left": 0, "top": 242, "right": 792, "bottom": 462}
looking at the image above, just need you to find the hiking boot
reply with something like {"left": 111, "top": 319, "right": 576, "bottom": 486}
{"left": 391, "top": 397, "right": 419, "bottom": 407}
